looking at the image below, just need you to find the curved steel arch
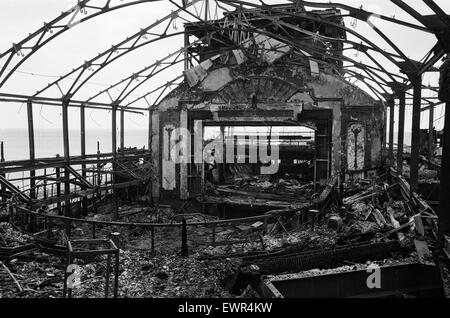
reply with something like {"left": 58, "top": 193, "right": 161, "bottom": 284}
{"left": 79, "top": 8, "right": 415, "bottom": 106}
{"left": 216, "top": 0, "right": 410, "bottom": 66}
{"left": 3, "top": 0, "right": 444, "bottom": 111}
{"left": 33, "top": 0, "right": 208, "bottom": 99}
{"left": 0, "top": 0, "right": 198, "bottom": 88}
{"left": 8, "top": 0, "right": 417, "bottom": 95}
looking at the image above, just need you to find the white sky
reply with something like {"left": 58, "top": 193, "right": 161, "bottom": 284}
{"left": 0, "top": 0, "right": 448, "bottom": 143}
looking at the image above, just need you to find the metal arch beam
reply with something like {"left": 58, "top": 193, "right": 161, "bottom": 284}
{"left": 37, "top": 31, "right": 187, "bottom": 99}
{"left": 84, "top": 33, "right": 214, "bottom": 104}
{"left": 219, "top": 0, "right": 445, "bottom": 88}
{"left": 218, "top": 0, "right": 407, "bottom": 66}
{"left": 87, "top": 29, "right": 394, "bottom": 106}
{"left": 33, "top": 0, "right": 206, "bottom": 99}
{"left": 0, "top": 0, "right": 180, "bottom": 88}
{"left": 287, "top": 1, "right": 432, "bottom": 33}
{"left": 18, "top": 0, "right": 440, "bottom": 109}
{"left": 125, "top": 75, "right": 184, "bottom": 108}
{"left": 93, "top": 22, "right": 413, "bottom": 107}
{"left": 390, "top": 0, "right": 430, "bottom": 27}
{"left": 9, "top": 0, "right": 418, "bottom": 101}
{"left": 422, "top": 0, "right": 450, "bottom": 27}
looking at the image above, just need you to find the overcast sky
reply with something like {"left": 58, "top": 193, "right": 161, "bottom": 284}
{"left": 0, "top": 0, "right": 448, "bottom": 138}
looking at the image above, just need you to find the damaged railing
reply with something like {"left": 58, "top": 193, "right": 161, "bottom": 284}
{"left": 4, "top": 176, "right": 339, "bottom": 255}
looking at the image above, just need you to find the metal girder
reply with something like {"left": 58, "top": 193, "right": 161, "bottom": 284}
{"left": 422, "top": 0, "right": 450, "bottom": 28}
{"left": 289, "top": 1, "right": 431, "bottom": 33}
{"left": 218, "top": 0, "right": 402, "bottom": 66}
{"left": 33, "top": 0, "right": 205, "bottom": 99}
{"left": 0, "top": 0, "right": 177, "bottom": 88}
{"left": 391, "top": 0, "right": 431, "bottom": 27}
{"left": 0, "top": 92, "right": 144, "bottom": 113}
{"left": 84, "top": 34, "right": 211, "bottom": 105}
{"left": 1, "top": 0, "right": 446, "bottom": 112}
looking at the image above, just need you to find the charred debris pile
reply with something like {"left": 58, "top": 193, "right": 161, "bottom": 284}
{"left": 1, "top": 167, "right": 448, "bottom": 298}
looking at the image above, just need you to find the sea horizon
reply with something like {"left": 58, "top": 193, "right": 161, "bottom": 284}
{"left": 0, "top": 127, "right": 148, "bottom": 161}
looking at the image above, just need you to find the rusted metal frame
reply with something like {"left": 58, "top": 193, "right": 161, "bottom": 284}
{"left": 287, "top": 0, "right": 431, "bottom": 33}
{"left": 0, "top": 0, "right": 170, "bottom": 88}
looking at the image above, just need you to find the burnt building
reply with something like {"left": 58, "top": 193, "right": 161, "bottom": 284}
{"left": 151, "top": 5, "right": 385, "bottom": 207}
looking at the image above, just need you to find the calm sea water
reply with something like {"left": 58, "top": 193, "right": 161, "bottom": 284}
{"left": 0, "top": 128, "right": 148, "bottom": 161}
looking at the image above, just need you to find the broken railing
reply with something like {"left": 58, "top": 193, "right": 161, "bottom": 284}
{"left": 5, "top": 176, "right": 338, "bottom": 254}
